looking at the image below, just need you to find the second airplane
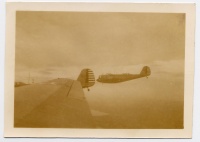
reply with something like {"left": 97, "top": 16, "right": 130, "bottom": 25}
{"left": 96, "top": 66, "right": 151, "bottom": 83}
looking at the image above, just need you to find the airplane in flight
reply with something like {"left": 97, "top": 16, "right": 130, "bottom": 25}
{"left": 96, "top": 66, "right": 151, "bottom": 83}
{"left": 15, "top": 82, "right": 28, "bottom": 87}
{"left": 14, "top": 68, "right": 97, "bottom": 128}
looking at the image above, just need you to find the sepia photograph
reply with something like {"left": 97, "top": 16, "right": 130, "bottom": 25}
{"left": 14, "top": 11, "right": 185, "bottom": 129}
{"left": 4, "top": 3, "right": 195, "bottom": 138}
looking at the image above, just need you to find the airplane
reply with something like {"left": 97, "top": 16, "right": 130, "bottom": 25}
{"left": 77, "top": 68, "right": 95, "bottom": 91}
{"left": 14, "top": 68, "right": 97, "bottom": 128}
{"left": 15, "top": 82, "right": 28, "bottom": 87}
{"left": 96, "top": 66, "right": 151, "bottom": 83}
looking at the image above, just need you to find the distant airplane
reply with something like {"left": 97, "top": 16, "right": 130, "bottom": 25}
{"left": 96, "top": 66, "right": 151, "bottom": 83}
{"left": 14, "top": 68, "right": 96, "bottom": 128}
{"left": 15, "top": 82, "right": 28, "bottom": 87}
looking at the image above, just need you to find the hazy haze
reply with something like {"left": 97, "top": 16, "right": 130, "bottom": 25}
{"left": 15, "top": 12, "right": 185, "bottom": 82}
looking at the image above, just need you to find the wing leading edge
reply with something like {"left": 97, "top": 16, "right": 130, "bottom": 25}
{"left": 14, "top": 69, "right": 96, "bottom": 128}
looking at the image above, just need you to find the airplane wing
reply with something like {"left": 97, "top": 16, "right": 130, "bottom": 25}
{"left": 14, "top": 69, "right": 96, "bottom": 128}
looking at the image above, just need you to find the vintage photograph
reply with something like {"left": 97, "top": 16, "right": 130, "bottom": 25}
{"left": 14, "top": 11, "right": 185, "bottom": 129}
{"left": 4, "top": 2, "right": 195, "bottom": 138}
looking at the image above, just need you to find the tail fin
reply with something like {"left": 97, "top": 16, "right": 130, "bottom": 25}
{"left": 77, "top": 69, "right": 95, "bottom": 88}
{"left": 140, "top": 66, "right": 151, "bottom": 77}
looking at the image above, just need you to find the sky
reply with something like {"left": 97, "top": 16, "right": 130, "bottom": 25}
{"left": 15, "top": 11, "right": 185, "bottom": 83}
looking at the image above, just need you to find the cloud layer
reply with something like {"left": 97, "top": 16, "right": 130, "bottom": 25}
{"left": 15, "top": 12, "right": 185, "bottom": 82}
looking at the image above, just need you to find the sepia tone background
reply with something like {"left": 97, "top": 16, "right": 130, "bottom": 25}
{"left": 15, "top": 11, "right": 185, "bottom": 128}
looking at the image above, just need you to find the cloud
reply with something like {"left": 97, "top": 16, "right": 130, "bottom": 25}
{"left": 15, "top": 12, "right": 185, "bottom": 81}
{"left": 38, "top": 70, "right": 53, "bottom": 75}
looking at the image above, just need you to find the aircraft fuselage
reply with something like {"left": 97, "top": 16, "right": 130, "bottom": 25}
{"left": 96, "top": 66, "right": 151, "bottom": 83}
{"left": 96, "top": 73, "right": 148, "bottom": 83}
